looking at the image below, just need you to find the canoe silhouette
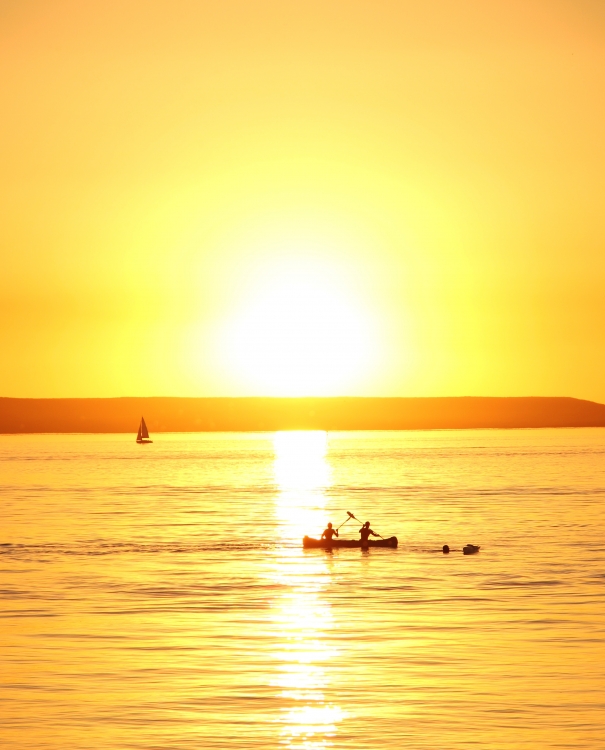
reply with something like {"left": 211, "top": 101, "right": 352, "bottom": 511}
{"left": 303, "top": 536, "right": 398, "bottom": 549}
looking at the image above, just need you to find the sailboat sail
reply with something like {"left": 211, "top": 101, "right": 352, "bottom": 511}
{"left": 136, "top": 417, "right": 152, "bottom": 443}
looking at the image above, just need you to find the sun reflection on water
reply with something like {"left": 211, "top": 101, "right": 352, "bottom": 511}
{"left": 273, "top": 431, "right": 331, "bottom": 543}
{"left": 271, "top": 432, "right": 345, "bottom": 748}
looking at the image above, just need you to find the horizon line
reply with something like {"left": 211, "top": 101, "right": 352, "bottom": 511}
{"left": 1, "top": 395, "right": 603, "bottom": 403}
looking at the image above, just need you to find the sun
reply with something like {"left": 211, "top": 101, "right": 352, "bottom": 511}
{"left": 223, "top": 259, "right": 376, "bottom": 395}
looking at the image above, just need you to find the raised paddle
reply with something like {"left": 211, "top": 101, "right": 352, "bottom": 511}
{"left": 336, "top": 511, "right": 356, "bottom": 531}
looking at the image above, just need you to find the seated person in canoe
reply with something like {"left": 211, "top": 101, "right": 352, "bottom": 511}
{"left": 321, "top": 522, "right": 339, "bottom": 543}
{"left": 360, "top": 521, "right": 380, "bottom": 547}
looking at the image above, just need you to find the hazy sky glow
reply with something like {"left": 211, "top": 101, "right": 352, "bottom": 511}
{"left": 1, "top": 0, "right": 604, "bottom": 398}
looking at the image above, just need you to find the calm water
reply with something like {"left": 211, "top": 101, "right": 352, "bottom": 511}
{"left": 1, "top": 429, "right": 604, "bottom": 749}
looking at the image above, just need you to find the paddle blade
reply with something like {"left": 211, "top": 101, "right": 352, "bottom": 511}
{"left": 347, "top": 511, "right": 356, "bottom": 519}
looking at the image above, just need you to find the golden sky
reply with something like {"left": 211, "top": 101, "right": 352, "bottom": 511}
{"left": 1, "top": 0, "right": 604, "bottom": 399}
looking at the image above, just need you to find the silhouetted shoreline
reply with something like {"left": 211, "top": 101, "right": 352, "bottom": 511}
{"left": 2, "top": 396, "right": 605, "bottom": 433}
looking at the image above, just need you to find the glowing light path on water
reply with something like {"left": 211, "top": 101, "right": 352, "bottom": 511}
{"left": 270, "top": 432, "right": 346, "bottom": 748}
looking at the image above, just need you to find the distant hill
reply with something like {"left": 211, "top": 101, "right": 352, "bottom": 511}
{"left": 1, "top": 396, "right": 605, "bottom": 433}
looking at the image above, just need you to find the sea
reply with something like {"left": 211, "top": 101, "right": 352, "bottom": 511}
{"left": 1, "top": 429, "right": 604, "bottom": 750}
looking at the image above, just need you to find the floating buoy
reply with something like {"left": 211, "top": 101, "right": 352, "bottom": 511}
{"left": 442, "top": 544, "right": 450, "bottom": 554}
{"left": 463, "top": 544, "right": 480, "bottom": 555}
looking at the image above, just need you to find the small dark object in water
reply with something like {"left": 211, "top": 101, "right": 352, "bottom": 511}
{"left": 442, "top": 544, "right": 450, "bottom": 554}
{"left": 463, "top": 544, "right": 480, "bottom": 555}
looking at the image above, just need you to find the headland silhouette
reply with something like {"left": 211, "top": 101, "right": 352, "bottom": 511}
{"left": 1, "top": 396, "right": 605, "bottom": 433}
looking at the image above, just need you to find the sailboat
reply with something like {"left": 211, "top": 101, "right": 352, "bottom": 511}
{"left": 136, "top": 417, "right": 153, "bottom": 444}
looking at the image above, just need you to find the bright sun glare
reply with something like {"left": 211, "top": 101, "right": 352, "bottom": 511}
{"left": 224, "top": 261, "right": 375, "bottom": 395}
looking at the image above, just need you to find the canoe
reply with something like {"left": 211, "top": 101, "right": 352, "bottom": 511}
{"left": 303, "top": 536, "right": 398, "bottom": 549}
